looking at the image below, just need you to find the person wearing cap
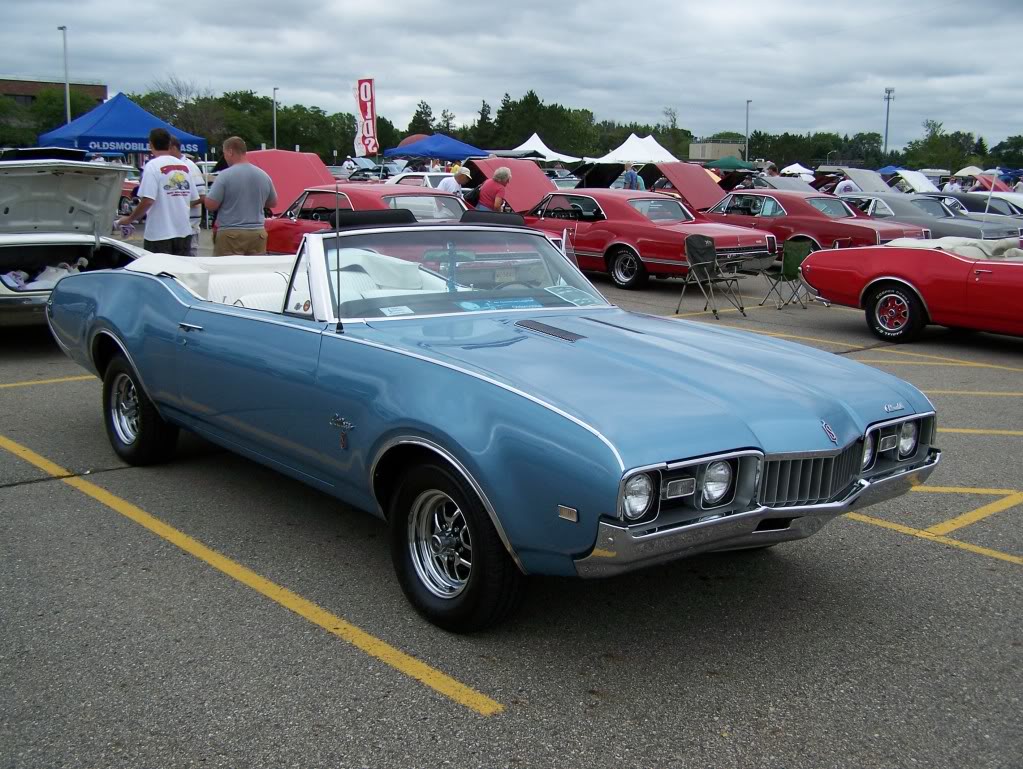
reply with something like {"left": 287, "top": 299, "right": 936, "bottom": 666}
{"left": 833, "top": 172, "right": 861, "bottom": 195}
{"left": 760, "top": 162, "right": 779, "bottom": 178}
{"left": 342, "top": 155, "right": 357, "bottom": 177}
{"left": 438, "top": 167, "right": 471, "bottom": 198}
{"left": 622, "top": 162, "right": 641, "bottom": 190}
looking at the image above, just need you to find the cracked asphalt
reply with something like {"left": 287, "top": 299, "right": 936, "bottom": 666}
{"left": 1, "top": 270, "right": 1021, "bottom": 769}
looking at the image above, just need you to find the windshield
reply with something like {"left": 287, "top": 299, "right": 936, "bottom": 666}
{"left": 807, "top": 197, "right": 854, "bottom": 218}
{"left": 910, "top": 198, "right": 950, "bottom": 218}
{"left": 382, "top": 195, "right": 464, "bottom": 221}
{"left": 628, "top": 198, "right": 694, "bottom": 222}
{"left": 324, "top": 229, "right": 608, "bottom": 319}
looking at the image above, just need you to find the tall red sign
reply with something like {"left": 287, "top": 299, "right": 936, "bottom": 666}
{"left": 354, "top": 78, "right": 378, "bottom": 157}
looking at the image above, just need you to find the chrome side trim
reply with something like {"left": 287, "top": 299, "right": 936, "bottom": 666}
{"left": 369, "top": 436, "right": 526, "bottom": 573}
{"left": 329, "top": 334, "right": 625, "bottom": 472}
{"left": 188, "top": 303, "right": 326, "bottom": 334}
{"left": 858, "top": 275, "right": 931, "bottom": 316}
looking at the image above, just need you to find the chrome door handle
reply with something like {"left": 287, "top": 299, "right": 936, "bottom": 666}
{"left": 178, "top": 322, "right": 204, "bottom": 332}
{"left": 974, "top": 269, "right": 993, "bottom": 275}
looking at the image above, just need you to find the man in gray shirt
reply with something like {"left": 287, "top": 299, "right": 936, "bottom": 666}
{"left": 205, "top": 136, "right": 277, "bottom": 255}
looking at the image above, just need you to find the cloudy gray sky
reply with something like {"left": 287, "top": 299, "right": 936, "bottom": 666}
{"left": 6, "top": 0, "right": 1021, "bottom": 148}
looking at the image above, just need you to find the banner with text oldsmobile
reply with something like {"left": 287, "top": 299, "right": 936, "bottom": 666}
{"left": 354, "top": 79, "right": 378, "bottom": 157}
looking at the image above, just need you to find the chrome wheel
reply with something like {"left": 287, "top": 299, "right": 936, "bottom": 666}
{"left": 875, "top": 293, "right": 909, "bottom": 332}
{"left": 109, "top": 372, "right": 140, "bottom": 445}
{"left": 407, "top": 490, "right": 472, "bottom": 599}
{"left": 612, "top": 252, "right": 639, "bottom": 284}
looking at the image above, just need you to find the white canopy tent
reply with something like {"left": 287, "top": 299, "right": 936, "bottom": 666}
{"left": 584, "top": 133, "right": 679, "bottom": 164}
{"left": 510, "top": 133, "right": 581, "bottom": 163}
{"left": 781, "top": 163, "right": 814, "bottom": 176}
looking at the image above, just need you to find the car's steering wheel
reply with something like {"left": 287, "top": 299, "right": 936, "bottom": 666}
{"left": 309, "top": 207, "right": 332, "bottom": 221}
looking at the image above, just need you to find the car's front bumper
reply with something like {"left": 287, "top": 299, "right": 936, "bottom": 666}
{"left": 0, "top": 292, "right": 49, "bottom": 327}
{"left": 574, "top": 447, "right": 940, "bottom": 577}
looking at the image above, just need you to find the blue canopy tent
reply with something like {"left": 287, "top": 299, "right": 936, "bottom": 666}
{"left": 38, "top": 93, "right": 207, "bottom": 155}
{"left": 383, "top": 133, "right": 484, "bottom": 161}
{"left": 877, "top": 165, "right": 903, "bottom": 175}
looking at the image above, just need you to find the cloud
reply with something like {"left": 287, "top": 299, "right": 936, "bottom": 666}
{"left": 6, "top": 0, "right": 1020, "bottom": 147}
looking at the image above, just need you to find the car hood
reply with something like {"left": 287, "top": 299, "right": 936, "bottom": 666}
{"left": 465, "top": 158, "right": 557, "bottom": 212}
{"left": 359, "top": 308, "right": 931, "bottom": 469}
{"left": 0, "top": 160, "right": 129, "bottom": 239}
{"left": 247, "top": 150, "right": 336, "bottom": 215}
{"left": 654, "top": 162, "right": 728, "bottom": 211}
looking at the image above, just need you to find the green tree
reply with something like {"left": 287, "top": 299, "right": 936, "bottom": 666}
{"left": 435, "top": 108, "right": 456, "bottom": 133}
{"left": 0, "top": 96, "right": 35, "bottom": 146}
{"left": 990, "top": 135, "right": 1023, "bottom": 168}
{"left": 376, "top": 116, "right": 400, "bottom": 154}
{"left": 407, "top": 101, "right": 434, "bottom": 136}
{"left": 468, "top": 100, "right": 495, "bottom": 149}
{"left": 30, "top": 88, "right": 96, "bottom": 135}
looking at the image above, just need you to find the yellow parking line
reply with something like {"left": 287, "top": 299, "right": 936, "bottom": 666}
{"left": 0, "top": 434, "right": 502, "bottom": 717}
{"left": 875, "top": 347, "right": 1023, "bottom": 373}
{"left": 938, "top": 428, "right": 1023, "bottom": 437}
{"left": 845, "top": 512, "right": 1023, "bottom": 566}
{"left": 922, "top": 390, "right": 1023, "bottom": 398}
{"left": 926, "top": 492, "right": 1023, "bottom": 537}
{"left": 674, "top": 304, "right": 772, "bottom": 319}
{"left": 912, "top": 485, "right": 1019, "bottom": 495}
{"left": 0, "top": 374, "right": 94, "bottom": 389}
{"left": 853, "top": 360, "right": 977, "bottom": 367}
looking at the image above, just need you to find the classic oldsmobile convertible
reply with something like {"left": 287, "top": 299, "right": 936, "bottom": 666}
{"left": 48, "top": 218, "right": 941, "bottom": 630}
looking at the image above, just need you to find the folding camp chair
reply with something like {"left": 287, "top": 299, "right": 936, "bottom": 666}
{"left": 760, "top": 240, "right": 812, "bottom": 309}
{"left": 676, "top": 234, "right": 746, "bottom": 319}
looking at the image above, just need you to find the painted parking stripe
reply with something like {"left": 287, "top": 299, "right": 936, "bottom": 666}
{"left": 937, "top": 428, "right": 1023, "bottom": 437}
{"left": 0, "top": 433, "right": 503, "bottom": 717}
{"left": 926, "top": 492, "right": 1023, "bottom": 537}
{"left": 0, "top": 374, "right": 94, "bottom": 389}
{"left": 922, "top": 390, "right": 1023, "bottom": 398}
{"left": 845, "top": 512, "right": 1023, "bottom": 566}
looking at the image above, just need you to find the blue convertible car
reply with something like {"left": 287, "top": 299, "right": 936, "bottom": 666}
{"left": 48, "top": 217, "right": 940, "bottom": 630}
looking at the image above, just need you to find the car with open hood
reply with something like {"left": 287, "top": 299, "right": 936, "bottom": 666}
{"left": 840, "top": 191, "right": 1022, "bottom": 241}
{"left": 47, "top": 215, "right": 940, "bottom": 630}
{"left": 264, "top": 184, "right": 467, "bottom": 254}
{"left": 0, "top": 158, "right": 143, "bottom": 327}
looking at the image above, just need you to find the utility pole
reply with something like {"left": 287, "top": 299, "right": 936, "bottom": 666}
{"left": 57, "top": 26, "right": 70, "bottom": 124}
{"left": 745, "top": 99, "right": 752, "bottom": 161}
{"left": 272, "top": 87, "right": 279, "bottom": 149}
{"left": 883, "top": 87, "right": 895, "bottom": 157}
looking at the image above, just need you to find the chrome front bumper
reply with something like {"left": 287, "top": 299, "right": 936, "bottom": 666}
{"left": 575, "top": 448, "right": 940, "bottom": 577}
{"left": 0, "top": 292, "right": 49, "bottom": 327}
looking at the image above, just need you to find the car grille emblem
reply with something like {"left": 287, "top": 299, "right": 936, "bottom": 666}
{"left": 884, "top": 402, "right": 905, "bottom": 413}
{"left": 821, "top": 420, "right": 838, "bottom": 444}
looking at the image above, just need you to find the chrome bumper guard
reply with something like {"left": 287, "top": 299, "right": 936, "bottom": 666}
{"left": 575, "top": 448, "right": 940, "bottom": 578}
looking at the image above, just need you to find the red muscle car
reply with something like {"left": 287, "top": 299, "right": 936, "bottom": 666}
{"left": 521, "top": 188, "right": 775, "bottom": 289}
{"left": 264, "top": 185, "right": 467, "bottom": 254}
{"left": 661, "top": 164, "right": 928, "bottom": 250}
{"left": 800, "top": 241, "right": 1023, "bottom": 341}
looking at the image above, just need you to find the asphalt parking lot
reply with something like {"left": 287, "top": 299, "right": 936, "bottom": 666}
{"left": 2, "top": 264, "right": 1021, "bottom": 769}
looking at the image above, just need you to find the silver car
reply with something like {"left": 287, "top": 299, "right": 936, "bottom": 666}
{"left": 840, "top": 191, "right": 1021, "bottom": 240}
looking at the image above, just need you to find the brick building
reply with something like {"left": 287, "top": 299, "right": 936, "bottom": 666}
{"left": 0, "top": 76, "right": 107, "bottom": 107}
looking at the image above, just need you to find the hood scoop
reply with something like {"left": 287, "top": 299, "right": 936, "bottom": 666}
{"left": 515, "top": 319, "right": 585, "bottom": 342}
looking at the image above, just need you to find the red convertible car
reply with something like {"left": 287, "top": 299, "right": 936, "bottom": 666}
{"left": 800, "top": 238, "right": 1023, "bottom": 341}
{"left": 521, "top": 188, "right": 775, "bottom": 288}
{"left": 264, "top": 185, "right": 466, "bottom": 254}
{"left": 661, "top": 164, "right": 929, "bottom": 250}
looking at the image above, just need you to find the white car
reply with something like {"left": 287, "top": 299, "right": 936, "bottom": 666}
{"left": 0, "top": 159, "right": 143, "bottom": 327}
{"left": 385, "top": 172, "right": 455, "bottom": 189}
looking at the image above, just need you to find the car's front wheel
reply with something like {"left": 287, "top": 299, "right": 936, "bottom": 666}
{"left": 389, "top": 463, "right": 524, "bottom": 632}
{"left": 608, "top": 247, "right": 648, "bottom": 289}
{"left": 865, "top": 283, "right": 926, "bottom": 342}
{"left": 103, "top": 354, "right": 179, "bottom": 465}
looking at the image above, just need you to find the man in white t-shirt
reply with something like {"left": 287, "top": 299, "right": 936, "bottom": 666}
{"left": 118, "top": 128, "right": 198, "bottom": 255}
{"left": 833, "top": 173, "right": 861, "bottom": 195}
{"left": 437, "top": 167, "right": 471, "bottom": 198}
{"left": 169, "top": 134, "right": 207, "bottom": 256}
{"left": 342, "top": 155, "right": 357, "bottom": 177}
{"left": 941, "top": 177, "right": 962, "bottom": 193}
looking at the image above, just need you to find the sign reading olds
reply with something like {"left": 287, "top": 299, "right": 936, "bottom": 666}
{"left": 354, "top": 78, "right": 378, "bottom": 157}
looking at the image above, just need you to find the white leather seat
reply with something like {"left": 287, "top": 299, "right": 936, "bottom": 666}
{"left": 232, "top": 292, "right": 286, "bottom": 312}
{"left": 207, "top": 272, "right": 288, "bottom": 305}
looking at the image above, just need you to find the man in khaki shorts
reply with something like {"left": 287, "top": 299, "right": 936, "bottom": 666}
{"left": 205, "top": 136, "right": 277, "bottom": 255}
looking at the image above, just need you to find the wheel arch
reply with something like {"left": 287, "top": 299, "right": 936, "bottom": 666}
{"left": 786, "top": 234, "right": 823, "bottom": 250}
{"left": 370, "top": 436, "right": 526, "bottom": 574}
{"left": 859, "top": 276, "right": 931, "bottom": 319}
{"left": 603, "top": 241, "right": 641, "bottom": 268}
{"left": 91, "top": 329, "right": 133, "bottom": 380}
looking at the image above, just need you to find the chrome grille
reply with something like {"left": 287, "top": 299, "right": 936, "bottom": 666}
{"left": 759, "top": 443, "right": 861, "bottom": 508}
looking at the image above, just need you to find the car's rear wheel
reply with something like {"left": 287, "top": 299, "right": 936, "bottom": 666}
{"left": 865, "top": 283, "right": 926, "bottom": 342}
{"left": 103, "top": 354, "right": 178, "bottom": 465}
{"left": 389, "top": 463, "right": 523, "bottom": 632}
{"left": 608, "top": 247, "right": 648, "bottom": 289}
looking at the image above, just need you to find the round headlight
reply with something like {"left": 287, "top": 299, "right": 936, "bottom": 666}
{"left": 899, "top": 421, "right": 919, "bottom": 457}
{"left": 702, "top": 461, "right": 733, "bottom": 506}
{"left": 623, "top": 474, "right": 655, "bottom": 520}
{"left": 862, "top": 432, "right": 876, "bottom": 470}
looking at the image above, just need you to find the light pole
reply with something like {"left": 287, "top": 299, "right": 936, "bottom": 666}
{"left": 272, "top": 87, "right": 279, "bottom": 149}
{"left": 826, "top": 149, "right": 837, "bottom": 165}
{"left": 883, "top": 87, "right": 895, "bottom": 157}
{"left": 57, "top": 26, "right": 70, "bottom": 124}
{"left": 745, "top": 99, "right": 752, "bottom": 161}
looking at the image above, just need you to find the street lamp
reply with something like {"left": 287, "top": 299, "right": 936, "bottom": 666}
{"left": 826, "top": 149, "right": 837, "bottom": 164}
{"left": 883, "top": 87, "right": 895, "bottom": 157}
{"left": 57, "top": 26, "right": 70, "bottom": 124}
{"left": 272, "top": 87, "right": 279, "bottom": 149}
{"left": 745, "top": 99, "right": 752, "bottom": 161}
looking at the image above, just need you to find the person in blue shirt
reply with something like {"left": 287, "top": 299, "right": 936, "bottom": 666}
{"left": 623, "top": 162, "right": 641, "bottom": 190}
